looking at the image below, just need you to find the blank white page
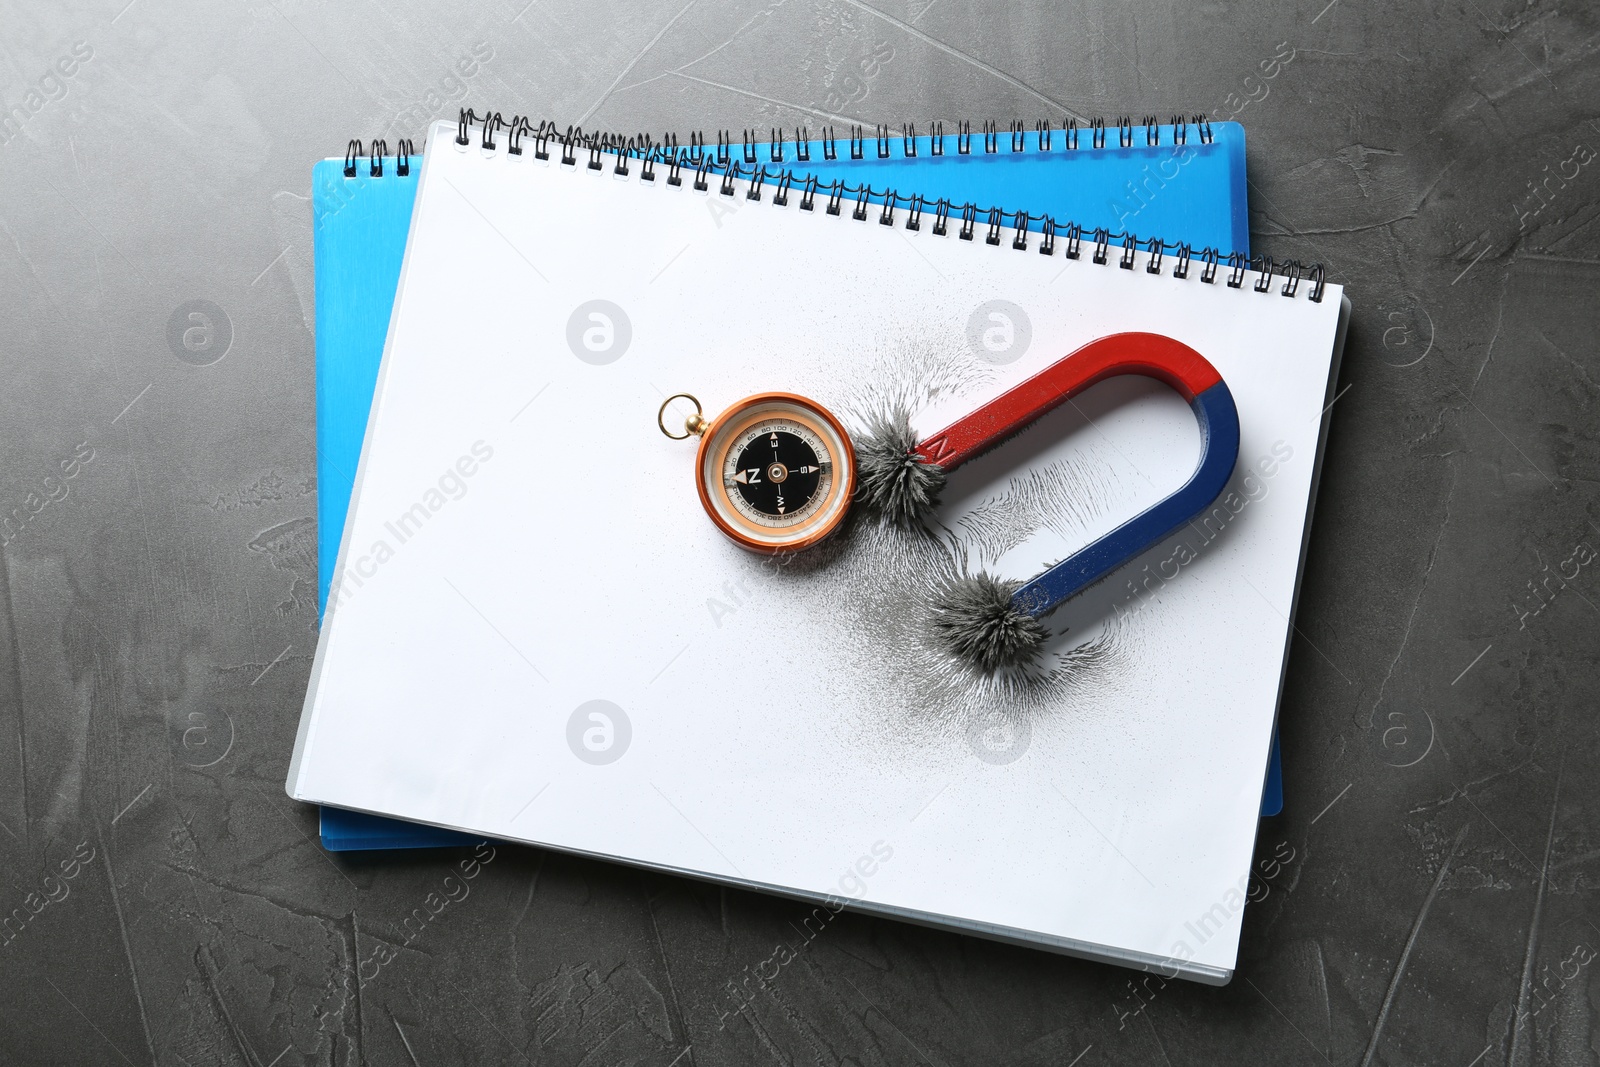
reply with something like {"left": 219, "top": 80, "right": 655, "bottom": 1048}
{"left": 289, "top": 121, "right": 1345, "bottom": 983}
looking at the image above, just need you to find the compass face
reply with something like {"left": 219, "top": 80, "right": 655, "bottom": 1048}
{"left": 696, "top": 394, "right": 855, "bottom": 553}
{"left": 726, "top": 426, "right": 828, "bottom": 525}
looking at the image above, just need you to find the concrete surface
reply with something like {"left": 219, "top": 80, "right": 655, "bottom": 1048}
{"left": 1, "top": 0, "right": 1597, "bottom": 1064}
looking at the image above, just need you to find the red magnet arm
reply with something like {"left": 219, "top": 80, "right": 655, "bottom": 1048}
{"left": 913, "top": 332, "right": 1223, "bottom": 470}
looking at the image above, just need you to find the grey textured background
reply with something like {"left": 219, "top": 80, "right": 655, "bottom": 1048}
{"left": 1, "top": 0, "right": 1598, "bottom": 1063}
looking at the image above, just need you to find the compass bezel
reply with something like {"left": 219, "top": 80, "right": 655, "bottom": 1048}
{"left": 694, "top": 392, "right": 856, "bottom": 554}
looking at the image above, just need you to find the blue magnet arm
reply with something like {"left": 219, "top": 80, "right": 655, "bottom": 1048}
{"left": 1011, "top": 381, "right": 1241, "bottom": 618}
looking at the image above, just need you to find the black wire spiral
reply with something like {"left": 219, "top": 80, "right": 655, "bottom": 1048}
{"left": 343, "top": 138, "right": 414, "bottom": 178}
{"left": 338, "top": 111, "right": 1326, "bottom": 304}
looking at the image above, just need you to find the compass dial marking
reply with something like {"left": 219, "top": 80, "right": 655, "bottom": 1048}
{"left": 722, "top": 421, "right": 831, "bottom": 528}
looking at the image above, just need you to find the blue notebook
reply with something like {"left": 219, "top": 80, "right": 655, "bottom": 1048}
{"left": 311, "top": 119, "right": 1280, "bottom": 850}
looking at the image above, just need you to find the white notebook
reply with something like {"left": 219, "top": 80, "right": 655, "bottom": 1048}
{"left": 290, "top": 119, "right": 1348, "bottom": 984}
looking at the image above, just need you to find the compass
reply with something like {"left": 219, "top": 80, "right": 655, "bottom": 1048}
{"left": 659, "top": 392, "right": 855, "bottom": 554}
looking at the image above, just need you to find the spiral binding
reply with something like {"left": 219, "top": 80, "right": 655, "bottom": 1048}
{"left": 343, "top": 137, "right": 415, "bottom": 178}
{"left": 344, "top": 111, "right": 1215, "bottom": 178}
{"left": 338, "top": 113, "right": 1325, "bottom": 303}
{"left": 627, "top": 114, "right": 1215, "bottom": 165}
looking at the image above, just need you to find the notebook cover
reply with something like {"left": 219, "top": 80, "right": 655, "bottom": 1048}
{"left": 310, "top": 125, "right": 1276, "bottom": 852}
